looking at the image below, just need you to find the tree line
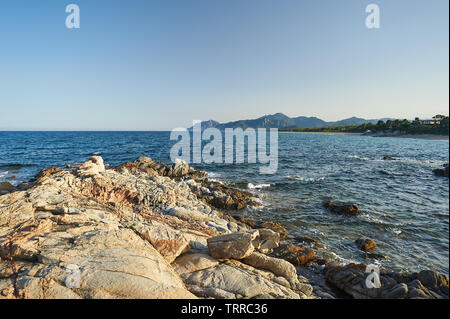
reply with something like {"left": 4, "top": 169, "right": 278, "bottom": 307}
{"left": 281, "top": 115, "right": 449, "bottom": 135}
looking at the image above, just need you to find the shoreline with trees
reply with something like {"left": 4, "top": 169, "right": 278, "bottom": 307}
{"left": 281, "top": 115, "right": 449, "bottom": 140}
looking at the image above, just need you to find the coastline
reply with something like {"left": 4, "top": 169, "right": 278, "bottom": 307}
{"left": 0, "top": 156, "right": 448, "bottom": 299}
{"left": 281, "top": 131, "right": 449, "bottom": 140}
{"left": 368, "top": 133, "right": 449, "bottom": 141}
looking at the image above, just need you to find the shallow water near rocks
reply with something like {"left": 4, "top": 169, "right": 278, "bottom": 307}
{"left": 0, "top": 131, "right": 448, "bottom": 274}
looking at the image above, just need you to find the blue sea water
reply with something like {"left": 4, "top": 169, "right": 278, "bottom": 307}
{"left": 0, "top": 131, "right": 448, "bottom": 274}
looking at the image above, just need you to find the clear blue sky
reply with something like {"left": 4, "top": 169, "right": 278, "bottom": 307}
{"left": 0, "top": 0, "right": 448, "bottom": 130}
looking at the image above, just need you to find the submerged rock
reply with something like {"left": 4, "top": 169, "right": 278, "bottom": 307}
{"left": 323, "top": 201, "right": 361, "bottom": 217}
{"left": 433, "top": 163, "right": 449, "bottom": 178}
{"left": 355, "top": 238, "right": 377, "bottom": 252}
{"left": 0, "top": 182, "right": 15, "bottom": 194}
{"left": 383, "top": 156, "right": 397, "bottom": 161}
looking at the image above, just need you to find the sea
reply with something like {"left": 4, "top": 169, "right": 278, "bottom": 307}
{"left": 0, "top": 131, "right": 448, "bottom": 274}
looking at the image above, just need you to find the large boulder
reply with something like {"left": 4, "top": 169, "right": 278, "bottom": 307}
{"left": 182, "top": 260, "right": 301, "bottom": 299}
{"left": 270, "top": 243, "right": 315, "bottom": 266}
{"left": 242, "top": 252, "right": 297, "bottom": 280}
{"left": 207, "top": 231, "right": 259, "bottom": 260}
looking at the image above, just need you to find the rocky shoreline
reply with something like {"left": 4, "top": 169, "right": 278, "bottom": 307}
{"left": 0, "top": 156, "right": 448, "bottom": 299}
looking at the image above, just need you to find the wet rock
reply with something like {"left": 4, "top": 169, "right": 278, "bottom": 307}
{"left": 295, "top": 236, "right": 324, "bottom": 249}
{"left": 355, "top": 238, "right": 377, "bottom": 252}
{"left": 433, "top": 163, "right": 449, "bottom": 178}
{"left": 383, "top": 156, "right": 397, "bottom": 161}
{"left": 0, "top": 182, "right": 15, "bottom": 194}
{"left": 323, "top": 201, "right": 361, "bottom": 217}
{"left": 364, "top": 252, "right": 387, "bottom": 260}
{"left": 325, "top": 263, "right": 449, "bottom": 299}
{"left": 270, "top": 243, "right": 315, "bottom": 266}
{"left": 207, "top": 231, "right": 258, "bottom": 260}
{"left": 232, "top": 215, "right": 288, "bottom": 239}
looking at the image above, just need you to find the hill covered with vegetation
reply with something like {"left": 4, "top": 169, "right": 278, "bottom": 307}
{"left": 281, "top": 115, "right": 449, "bottom": 136}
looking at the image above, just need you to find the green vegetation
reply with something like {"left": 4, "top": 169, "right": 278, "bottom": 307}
{"left": 281, "top": 115, "right": 449, "bottom": 136}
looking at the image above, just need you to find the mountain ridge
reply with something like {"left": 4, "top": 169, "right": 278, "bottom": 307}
{"left": 191, "top": 113, "right": 396, "bottom": 130}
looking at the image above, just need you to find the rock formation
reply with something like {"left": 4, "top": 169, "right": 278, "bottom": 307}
{"left": 0, "top": 156, "right": 447, "bottom": 299}
{"left": 0, "top": 156, "right": 312, "bottom": 299}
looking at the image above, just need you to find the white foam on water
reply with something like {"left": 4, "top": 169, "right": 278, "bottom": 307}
{"left": 207, "top": 172, "right": 221, "bottom": 178}
{"left": 247, "top": 183, "right": 271, "bottom": 189}
{"left": 348, "top": 155, "right": 373, "bottom": 161}
{"left": 285, "top": 175, "right": 325, "bottom": 182}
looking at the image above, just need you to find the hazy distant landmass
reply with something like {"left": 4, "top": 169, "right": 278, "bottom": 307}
{"left": 192, "top": 113, "right": 396, "bottom": 130}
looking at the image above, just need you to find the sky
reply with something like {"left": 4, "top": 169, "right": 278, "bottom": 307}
{"left": 0, "top": 0, "right": 448, "bottom": 130}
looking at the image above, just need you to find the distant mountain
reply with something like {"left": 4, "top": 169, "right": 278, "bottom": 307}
{"left": 190, "top": 113, "right": 396, "bottom": 130}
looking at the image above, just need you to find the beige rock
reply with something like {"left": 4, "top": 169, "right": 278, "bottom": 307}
{"left": 242, "top": 252, "right": 297, "bottom": 280}
{"left": 256, "top": 228, "right": 280, "bottom": 254}
{"left": 77, "top": 156, "right": 105, "bottom": 176}
{"left": 182, "top": 262, "right": 300, "bottom": 299}
{"left": 172, "top": 253, "right": 220, "bottom": 275}
{"left": 207, "top": 231, "right": 259, "bottom": 260}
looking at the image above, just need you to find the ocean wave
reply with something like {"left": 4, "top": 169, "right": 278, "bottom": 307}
{"left": 285, "top": 175, "right": 325, "bottom": 182}
{"left": 348, "top": 155, "right": 374, "bottom": 161}
{"left": 247, "top": 183, "right": 272, "bottom": 189}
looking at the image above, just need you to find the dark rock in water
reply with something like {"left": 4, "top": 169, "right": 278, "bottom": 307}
{"left": 355, "top": 238, "right": 377, "bottom": 252}
{"left": 383, "top": 156, "right": 397, "bottom": 161}
{"left": 323, "top": 201, "right": 361, "bottom": 217}
{"left": 270, "top": 243, "right": 315, "bottom": 266}
{"left": 295, "top": 236, "right": 324, "bottom": 249}
{"left": 325, "top": 263, "right": 449, "bottom": 299}
{"left": 232, "top": 215, "right": 287, "bottom": 239}
{"left": 433, "top": 163, "right": 449, "bottom": 178}
{"left": 0, "top": 181, "right": 15, "bottom": 194}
